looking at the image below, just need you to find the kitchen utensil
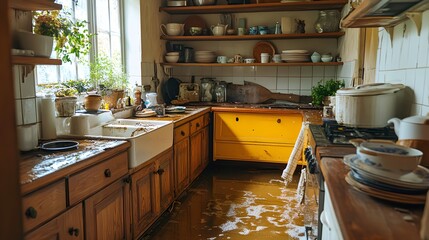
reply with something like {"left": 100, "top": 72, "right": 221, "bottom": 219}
{"left": 41, "top": 140, "right": 79, "bottom": 151}
{"left": 335, "top": 83, "right": 405, "bottom": 128}
{"left": 388, "top": 115, "right": 429, "bottom": 167}
{"left": 211, "top": 24, "right": 228, "bottom": 36}
{"left": 183, "top": 15, "right": 207, "bottom": 36}
{"left": 165, "top": 55, "right": 179, "bottom": 63}
{"left": 152, "top": 61, "right": 160, "bottom": 94}
{"left": 253, "top": 41, "right": 275, "bottom": 63}
{"left": 162, "top": 77, "right": 181, "bottom": 104}
{"left": 70, "top": 115, "right": 90, "bottom": 135}
{"left": 160, "top": 23, "right": 184, "bottom": 36}
{"left": 192, "top": 0, "right": 217, "bottom": 5}
{"left": 260, "top": 52, "right": 270, "bottom": 63}
{"left": 350, "top": 139, "right": 422, "bottom": 173}
{"left": 281, "top": 17, "right": 293, "bottom": 34}
{"left": 226, "top": 81, "right": 302, "bottom": 104}
{"left": 41, "top": 95, "right": 57, "bottom": 140}
{"left": 178, "top": 77, "right": 200, "bottom": 102}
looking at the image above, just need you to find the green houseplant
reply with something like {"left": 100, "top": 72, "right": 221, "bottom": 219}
{"left": 311, "top": 79, "right": 345, "bottom": 106}
{"left": 33, "top": 10, "right": 93, "bottom": 63}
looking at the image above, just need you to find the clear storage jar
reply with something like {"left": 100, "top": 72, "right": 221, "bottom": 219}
{"left": 314, "top": 10, "right": 340, "bottom": 33}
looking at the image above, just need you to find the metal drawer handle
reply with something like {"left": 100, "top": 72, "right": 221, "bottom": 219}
{"left": 104, "top": 169, "right": 112, "bottom": 178}
{"left": 153, "top": 168, "right": 165, "bottom": 175}
{"left": 68, "top": 227, "right": 80, "bottom": 236}
{"left": 236, "top": 117, "right": 239, "bottom": 122}
{"left": 181, "top": 131, "right": 185, "bottom": 136}
{"left": 196, "top": 123, "right": 200, "bottom": 128}
{"left": 25, "top": 207, "right": 37, "bottom": 219}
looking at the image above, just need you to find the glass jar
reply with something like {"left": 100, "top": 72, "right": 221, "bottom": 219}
{"left": 314, "top": 10, "right": 340, "bottom": 33}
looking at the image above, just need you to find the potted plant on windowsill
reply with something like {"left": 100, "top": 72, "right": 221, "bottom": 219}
{"left": 311, "top": 79, "right": 345, "bottom": 106}
{"left": 16, "top": 10, "right": 92, "bottom": 62}
{"left": 89, "top": 55, "right": 129, "bottom": 109}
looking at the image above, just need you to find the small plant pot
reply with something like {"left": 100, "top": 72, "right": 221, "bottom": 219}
{"left": 16, "top": 31, "right": 53, "bottom": 57}
{"left": 55, "top": 97, "right": 77, "bottom": 117}
{"left": 84, "top": 94, "right": 102, "bottom": 112}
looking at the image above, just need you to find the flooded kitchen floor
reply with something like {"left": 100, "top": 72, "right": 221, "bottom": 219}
{"left": 142, "top": 163, "right": 315, "bottom": 240}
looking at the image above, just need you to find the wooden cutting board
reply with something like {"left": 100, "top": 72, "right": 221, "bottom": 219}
{"left": 226, "top": 81, "right": 305, "bottom": 104}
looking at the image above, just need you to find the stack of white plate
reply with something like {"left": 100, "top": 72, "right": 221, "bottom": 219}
{"left": 195, "top": 51, "right": 216, "bottom": 63}
{"left": 343, "top": 154, "right": 429, "bottom": 204}
{"left": 281, "top": 50, "right": 310, "bottom": 62}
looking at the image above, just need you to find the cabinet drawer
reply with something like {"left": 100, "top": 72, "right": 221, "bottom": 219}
{"left": 174, "top": 123, "right": 189, "bottom": 143}
{"left": 214, "top": 112, "right": 303, "bottom": 144}
{"left": 69, "top": 151, "right": 128, "bottom": 205}
{"left": 190, "top": 116, "right": 204, "bottom": 134}
{"left": 214, "top": 141, "right": 294, "bottom": 164}
{"left": 22, "top": 180, "right": 66, "bottom": 233}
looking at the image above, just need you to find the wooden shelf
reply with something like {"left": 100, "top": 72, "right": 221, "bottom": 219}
{"left": 10, "top": 0, "right": 62, "bottom": 11}
{"left": 160, "top": 1, "right": 347, "bottom": 14}
{"left": 162, "top": 62, "right": 343, "bottom": 67}
{"left": 12, "top": 56, "right": 62, "bottom": 65}
{"left": 162, "top": 32, "right": 344, "bottom": 41}
{"left": 341, "top": 0, "right": 429, "bottom": 28}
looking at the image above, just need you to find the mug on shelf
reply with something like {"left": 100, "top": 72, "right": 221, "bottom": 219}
{"left": 260, "top": 53, "right": 270, "bottom": 63}
{"left": 160, "top": 23, "right": 184, "bottom": 36}
{"left": 217, "top": 55, "right": 228, "bottom": 64}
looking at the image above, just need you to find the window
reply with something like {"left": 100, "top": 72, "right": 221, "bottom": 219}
{"left": 36, "top": 0, "right": 123, "bottom": 86}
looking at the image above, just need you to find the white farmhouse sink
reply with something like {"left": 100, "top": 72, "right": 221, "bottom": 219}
{"left": 83, "top": 118, "right": 173, "bottom": 168}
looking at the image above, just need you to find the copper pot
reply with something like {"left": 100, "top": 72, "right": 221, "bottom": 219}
{"left": 84, "top": 94, "right": 102, "bottom": 112}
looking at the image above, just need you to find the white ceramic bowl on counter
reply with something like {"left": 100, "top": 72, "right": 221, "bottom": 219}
{"left": 350, "top": 139, "right": 422, "bottom": 173}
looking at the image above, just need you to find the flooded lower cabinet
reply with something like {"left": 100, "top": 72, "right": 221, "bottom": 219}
{"left": 84, "top": 178, "right": 130, "bottom": 240}
{"left": 131, "top": 148, "right": 175, "bottom": 239}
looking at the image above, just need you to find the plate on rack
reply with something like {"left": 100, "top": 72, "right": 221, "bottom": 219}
{"left": 345, "top": 172, "right": 427, "bottom": 204}
{"left": 166, "top": 106, "right": 186, "bottom": 113}
{"left": 344, "top": 154, "right": 429, "bottom": 190}
{"left": 183, "top": 15, "right": 207, "bottom": 36}
{"left": 135, "top": 109, "right": 156, "bottom": 117}
{"left": 41, "top": 140, "right": 79, "bottom": 151}
{"left": 253, "top": 41, "right": 276, "bottom": 63}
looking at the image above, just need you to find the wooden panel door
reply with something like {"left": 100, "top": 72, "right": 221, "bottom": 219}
{"left": 131, "top": 162, "right": 157, "bottom": 239}
{"left": 26, "top": 203, "right": 83, "bottom": 240}
{"left": 156, "top": 149, "right": 175, "bottom": 213}
{"left": 174, "top": 138, "right": 190, "bottom": 196}
{"left": 190, "top": 131, "right": 203, "bottom": 182}
{"left": 85, "top": 178, "right": 130, "bottom": 240}
{"left": 201, "top": 126, "right": 210, "bottom": 169}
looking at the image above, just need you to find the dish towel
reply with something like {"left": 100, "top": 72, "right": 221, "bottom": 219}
{"left": 281, "top": 122, "right": 308, "bottom": 186}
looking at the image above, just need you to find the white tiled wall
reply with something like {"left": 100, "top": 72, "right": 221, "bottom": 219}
{"left": 171, "top": 65, "right": 339, "bottom": 96}
{"left": 376, "top": 10, "right": 429, "bottom": 116}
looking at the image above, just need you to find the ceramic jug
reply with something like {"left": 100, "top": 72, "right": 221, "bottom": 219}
{"left": 211, "top": 24, "right": 228, "bottom": 36}
{"left": 388, "top": 115, "right": 429, "bottom": 167}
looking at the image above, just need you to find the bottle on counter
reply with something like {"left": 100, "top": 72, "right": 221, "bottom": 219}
{"left": 41, "top": 94, "right": 57, "bottom": 140}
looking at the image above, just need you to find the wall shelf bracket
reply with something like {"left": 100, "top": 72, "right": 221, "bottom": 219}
{"left": 405, "top": 11, "right": 423, "bottom": 36}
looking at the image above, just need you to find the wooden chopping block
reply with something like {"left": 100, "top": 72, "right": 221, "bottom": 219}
{"left": 226, "top": 81, "right": 306, "bottom": 104}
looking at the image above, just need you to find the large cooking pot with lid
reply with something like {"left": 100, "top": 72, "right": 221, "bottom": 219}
{"left": 335, "top": 83, "right": 405, "bottom": 128}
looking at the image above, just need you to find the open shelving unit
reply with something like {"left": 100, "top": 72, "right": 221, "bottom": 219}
{"left": 161, "top": 32, "right": 345, "bottom": 41}
{"left": 162, "top": 62, "right": 343, "bottom": 67}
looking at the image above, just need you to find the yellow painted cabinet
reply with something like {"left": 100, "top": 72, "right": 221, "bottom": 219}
{"left": 213, "top": 111, "right": 303, "bottom": 163}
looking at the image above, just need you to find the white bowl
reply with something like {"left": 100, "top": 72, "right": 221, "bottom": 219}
{"left": 15, "top": 31, "right": 53, "bottom": 57}
{"left": 166, "top": 51, "right": 180, "bottom": 56}
{"left": 321, "top": 56, "right": 333, "bottom": 62}
{"left": 351, "top": 139, "right": 422, "bottom": 173}
{"left": 167, "top": 0, "right": 187, "bottom": 6}
{"left": 165, "top": 55, "right": 179, "bottom": 63}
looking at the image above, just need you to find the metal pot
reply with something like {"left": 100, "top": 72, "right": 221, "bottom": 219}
{"left": 335, "top": 83, "right": 405, "bottom": 128}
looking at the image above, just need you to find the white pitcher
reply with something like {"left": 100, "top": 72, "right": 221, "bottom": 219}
{"left": 211, "top": 24, "right": 228, "bottom": 36}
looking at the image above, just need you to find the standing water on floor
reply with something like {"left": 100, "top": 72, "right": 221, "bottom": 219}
{"left": 143, "top": 164, "right": 312, "bottom": 240}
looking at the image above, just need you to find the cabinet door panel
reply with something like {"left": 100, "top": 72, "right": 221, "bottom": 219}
{"left": 201, "top": 126, "right": 210, "bottom": 169}
{"left": 214, "top": 112, "right": 303, "bottom": 143}
{"left": 174, "top": 138, "right": 190, "bottom": 196}
{"left": 157, "top": 149, "right": 174, "bottom": 212}
{"left": 190, "top": 131, "right": 203, "bottom": 181}
{"left": 215, "top": 142, "right": 294, "bottom": 163}
{"left": 131, "top": 163, "right": 157, "bottom": 238}
{"left": 85, "top": 179, "right": 130, "bottom": 240}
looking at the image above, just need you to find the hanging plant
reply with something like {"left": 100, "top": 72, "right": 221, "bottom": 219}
{"left": 33, "top": 10, "right": 93, "bottom": 63}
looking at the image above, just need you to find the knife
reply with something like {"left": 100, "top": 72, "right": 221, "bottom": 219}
{"left": 152, "top": 61, "right": 159, "bottom": 93}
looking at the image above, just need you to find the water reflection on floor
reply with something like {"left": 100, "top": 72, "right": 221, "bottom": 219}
{"left": 144, "top": 164, "right": 309, "bottom": 240}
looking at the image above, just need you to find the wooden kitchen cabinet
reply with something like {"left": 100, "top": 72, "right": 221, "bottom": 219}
{"left": 213, "top": 111, "right": 303, "bottom": 163}
{"left": 174, "top": 123, "right": 191, "bottom": 196}
{"left": 84, "top": 177, "right": 131, "bottom": 240}
{"left": 131, "top": 148, "right": 174, "bottom": 239}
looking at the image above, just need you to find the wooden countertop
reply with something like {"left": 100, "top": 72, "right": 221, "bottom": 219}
{"left": 20, "top": 139, "right": 130, "bottom": 195}
{"left": 134, "top": 107, "right": 211, "bottom": 127}
{"left": 320, "top": 157, "right": 424, "bottom": 240}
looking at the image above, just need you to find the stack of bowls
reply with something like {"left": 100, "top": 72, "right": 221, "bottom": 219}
{"left": 281, "top": 50, "right": 310, "bottom": 62}
{"left": 167, "top": 0, "right": 187, "bottom": 6}
{"left": 165, "top": 52, "right": 180, "bottom": 63}
{"left": 194, "top": 51, "right": 216, "bottom": 63}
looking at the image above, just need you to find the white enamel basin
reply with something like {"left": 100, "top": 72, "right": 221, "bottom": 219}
{"left": 86, "top": 119, "right": 173, "bottom": 168}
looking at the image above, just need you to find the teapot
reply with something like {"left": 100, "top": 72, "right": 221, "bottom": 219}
{"left": 388, "top": 115, "right": 429, "bottom": 167}
{"left": 211, "top": 24, "right": 228, "bottom": 36}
